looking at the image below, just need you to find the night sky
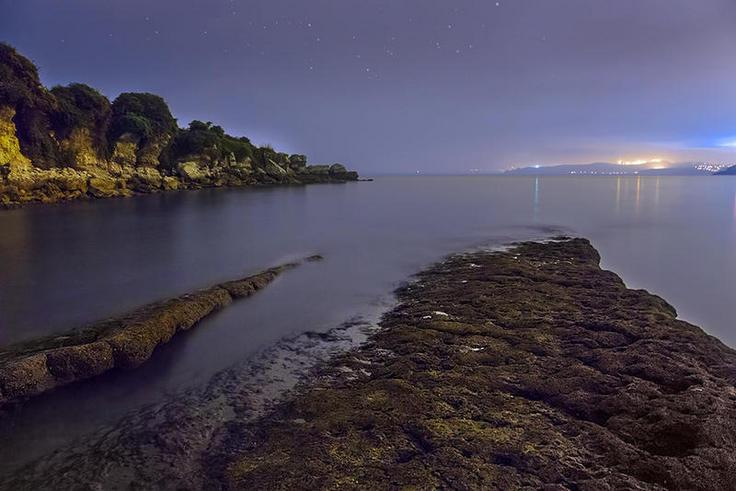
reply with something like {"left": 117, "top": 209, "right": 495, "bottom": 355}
{"left": 3, "top": 0, "right": 736, "bottom": 173}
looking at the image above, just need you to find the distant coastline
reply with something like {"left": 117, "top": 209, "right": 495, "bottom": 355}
{"left": 0, "top": 44, "right": 358, "bottom": 207}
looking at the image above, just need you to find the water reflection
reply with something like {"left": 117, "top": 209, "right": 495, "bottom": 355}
{"left": 615, "top": 176, "right": 621, "bottom": 214}
{"left": 635, "top": 175, "right": 641, "bottom": 214}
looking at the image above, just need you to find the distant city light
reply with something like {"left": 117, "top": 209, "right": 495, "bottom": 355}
{"left": 616, "top": 158, "right": 664, "bottom": 166}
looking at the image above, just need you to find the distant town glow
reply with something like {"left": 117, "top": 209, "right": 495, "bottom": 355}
{"left": 616, "top": 158, "right": 665, "bottom": 166}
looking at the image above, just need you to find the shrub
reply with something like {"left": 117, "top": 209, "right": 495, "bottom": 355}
{"left": 0, "top": 43, "right": 60, "bottom": 167}
{"left": 164, "top": 120, "right": 255, "bottom": 166}
{"left": 109, "top": 92, "right": 177, "bottom": 146}
{"left": 51, "top": 83, "right": 111, "bottom": 156}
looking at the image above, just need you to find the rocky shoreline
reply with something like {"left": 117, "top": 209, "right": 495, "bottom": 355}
{"left": 2, "top": 238, "right": 735, "bottom": 489}
{"left": 0, "top": 158, "right": 360, "bottom": 207}
{"left": 219, "top": 238, "right": 736, "bottom": 489}
{"left": 0, "top": 43, "right": 359, "bottom": 207}
{"left": 0, "top": 256, "right": 321, "bottom": 409}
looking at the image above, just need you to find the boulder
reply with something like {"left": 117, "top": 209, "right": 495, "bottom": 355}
{"left": 177, "top": 161, "right": 211, "bottom": 185}
{"left": 304, "top": 164, "right": 330, "bottom": 175}
{"left": 88, "top": 175, "right": 118, "bottom": 198}
{"left": 288, "top": 154, "right": 307, "bottom": 170}
{"left": 264, "top": 159, "right": 288, "bottom": 180}
{"left": 329, "top": 163, "right": 347, "bottom": 174}
{"left": 162, "top": 176, "right": 180, "bottom": 191}
{"left": 129, "top": 167, "right": 163, "bottom": 193}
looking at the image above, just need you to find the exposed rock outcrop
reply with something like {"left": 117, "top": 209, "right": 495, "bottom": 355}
{"left": 219, "top": 239, "right": 736, "bottom": 489}
{"left": 0, "top": 255, "right": 323, "bottom": 408}
{"left": 0, "top": 106, "right": 31, "bottom": 171}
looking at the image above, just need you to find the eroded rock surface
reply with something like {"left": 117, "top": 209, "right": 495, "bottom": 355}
{"left": 220, "top": 239, "right": 736, "bottom": 490}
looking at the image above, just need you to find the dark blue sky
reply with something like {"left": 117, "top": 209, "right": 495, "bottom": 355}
{"left": 3, "top": 0, "right": 736, "bottom": 173}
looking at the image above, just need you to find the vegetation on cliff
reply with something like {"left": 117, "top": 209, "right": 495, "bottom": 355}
{"left": 108, "top": 92, "right": 177, "bottom": 148}
{"left": 0, "top": 43, "right": 58, "bottom": 167}
{"left": 162, "top": 120, "right": 254, "bottom": 167}
{"left": 50, "top": 83, "right": 111, "bottom": 160}
{"left": 0, "top": 43, "right": 358, "bottom": 205}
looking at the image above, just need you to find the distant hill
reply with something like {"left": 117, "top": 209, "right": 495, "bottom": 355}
{"left": 505, "top": 161, "right": 719, "bottom": 176}
{"left": 716, "top": 165, "right": 736, "bottom": 175}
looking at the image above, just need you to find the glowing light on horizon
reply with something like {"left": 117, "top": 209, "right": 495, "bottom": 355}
{"left": 616, "top": 158, "right": 664, "bottom": 166}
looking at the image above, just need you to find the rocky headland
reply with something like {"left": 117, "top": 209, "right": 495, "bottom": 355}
{"left": 0, "top": 256, "right": 321, "bottom": 409}
{"left": 2, "top": 238, "right": 735, "bottom": 489}
{"left": 0, "top": 44, "right": 358, "bottom": 207}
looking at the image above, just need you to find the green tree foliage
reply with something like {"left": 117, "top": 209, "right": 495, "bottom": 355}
{"left": 164, "top": 120, "right": 255, "bottom": 165}
{"left": 0, "top": 43, "right": 59, "bottom": 167}
{"left": 50, "top": 83, "right": 111, "bottom": 156}
{"left": 0, "top": 43, "right": 304, "bottom": 171}
{"left": 108, "top": 92, "right": 177, "bottom": 146}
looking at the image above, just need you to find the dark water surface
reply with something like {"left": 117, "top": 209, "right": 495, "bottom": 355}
{"left": 0, "top": 175, "right": 735, "bottom": 472}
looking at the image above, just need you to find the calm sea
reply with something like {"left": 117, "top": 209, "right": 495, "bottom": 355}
{"left": 0, "top": 175, "right": 734, "bottom": 471}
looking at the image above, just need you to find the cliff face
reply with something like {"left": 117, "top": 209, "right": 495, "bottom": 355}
{"left": 0, "top": 106, "right": 31, "bottom": 171}
{"left": 0, "top": 44, "right": 358, "bottom": 207}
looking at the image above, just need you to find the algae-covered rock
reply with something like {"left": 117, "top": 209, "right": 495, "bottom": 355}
{"left": 0, "top": 353, "right": 54, "bottom": 406}
{"left": 220, "top": 239, "right": 736, "bottom": 490}
{"left": 0, "top": 258, "right": 314, "bottom": 407}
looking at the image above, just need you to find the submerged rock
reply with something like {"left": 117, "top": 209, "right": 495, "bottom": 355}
{"left": 0, "top": 257, "right": 320, "bottom": 408}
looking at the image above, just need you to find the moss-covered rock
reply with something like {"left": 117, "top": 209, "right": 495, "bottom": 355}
{"left": 219, "top": 239, "right": 736, "bottom": 490}
{"left": 0, "top": 257, "right": 317, "bottom": 407}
